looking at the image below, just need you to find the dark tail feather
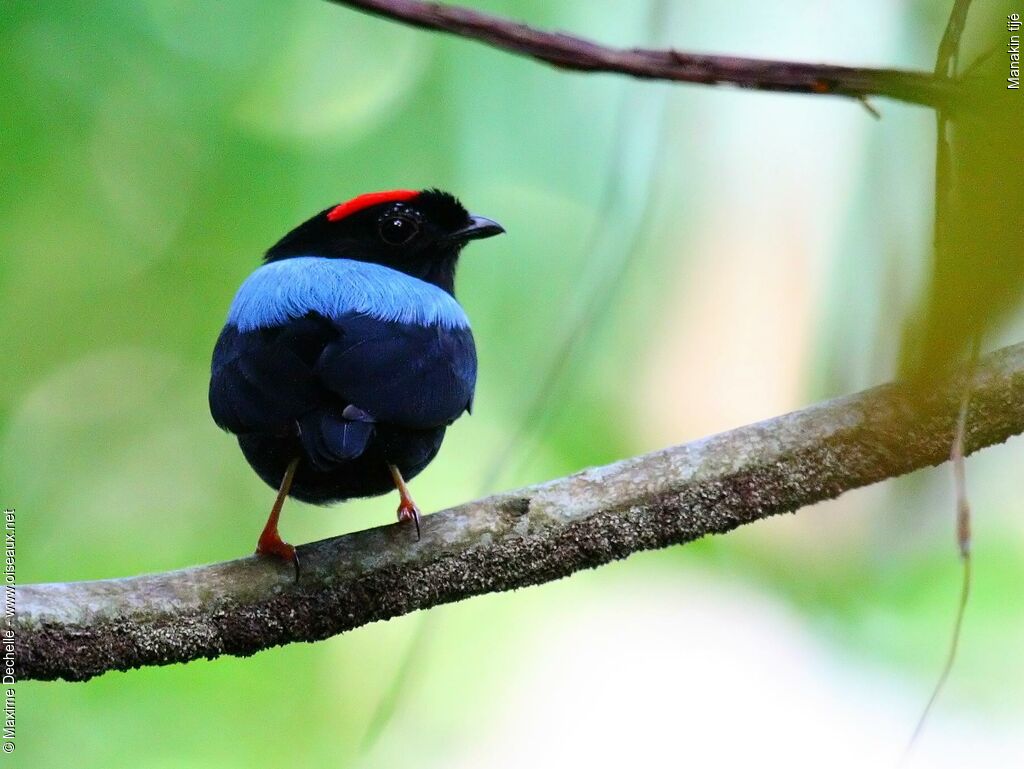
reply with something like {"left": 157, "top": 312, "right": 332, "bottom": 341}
{"left": 299, "top": 412, "right": 374, "bottom": 470}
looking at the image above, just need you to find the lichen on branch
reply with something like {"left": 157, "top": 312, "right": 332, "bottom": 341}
{"left": 15, "top": 341, "right": 1024, "bottom": 682}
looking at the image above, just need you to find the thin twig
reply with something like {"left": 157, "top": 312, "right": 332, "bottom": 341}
{"left": 325, "top": 0, "right": 957, "bottom": 107}
{"left": 905, "top": 343, "right": 978, "bottom": 755}
{"left": 904, "top": 2, "right": 979, "bottom": 754}
{"left": 935, "top": 0, "right": 975, "bottom": 79}
{"left": 856, "top": 95, "right": 881, "bottom": 119}
{"left": 15, "top": 340, "right": 1024, "bottom": 682}
{"left": 931, "top": 0, "right": 975, "bottom": 253}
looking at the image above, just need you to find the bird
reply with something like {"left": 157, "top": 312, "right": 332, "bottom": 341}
{"left": 208, "top": 188, "right": 504, "bottom": 577}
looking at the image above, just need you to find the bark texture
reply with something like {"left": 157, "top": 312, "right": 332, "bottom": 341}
{"left": 15, "top": 342, "right": 1024, "bottom": 682}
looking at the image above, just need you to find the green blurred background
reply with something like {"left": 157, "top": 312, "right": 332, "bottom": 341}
{"left": 3, "top": 0, "right": 1022, "bottom": 766}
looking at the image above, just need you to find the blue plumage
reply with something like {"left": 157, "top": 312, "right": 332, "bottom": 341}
{"left": 208, "top": 188, "right": 502, "bottom": 562}
{"left": 211, "top": 301, "right": 476, "bottom": 503}
{"left": 227, "top": 256, "right": 470, "bottom": 333}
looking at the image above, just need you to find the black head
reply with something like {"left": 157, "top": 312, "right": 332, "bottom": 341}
{"left": 264, "top": 189, "right": 504, "bottom": 294}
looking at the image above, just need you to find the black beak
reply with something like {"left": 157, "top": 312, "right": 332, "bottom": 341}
{"left": 449, "top": 215, "right": 505, "bottom": 243}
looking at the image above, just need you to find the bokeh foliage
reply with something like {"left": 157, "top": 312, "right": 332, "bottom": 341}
{"left": 2, "top": 1, "right": 1022, "bottom": 766}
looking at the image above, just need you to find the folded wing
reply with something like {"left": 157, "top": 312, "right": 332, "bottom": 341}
{"left": 209, "top": 311, "right": 476, "bottom": 464}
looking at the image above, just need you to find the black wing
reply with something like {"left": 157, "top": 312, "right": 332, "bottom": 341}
{"left": 315, "top": 314, "right": 476, "bottom": 430}
{"left": 209, "top": 312, "right": 477, "bottom": 437}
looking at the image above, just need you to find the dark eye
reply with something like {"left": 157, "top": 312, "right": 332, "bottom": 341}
{"left": 378, "top": 215, "right": 419, "bottom": 245}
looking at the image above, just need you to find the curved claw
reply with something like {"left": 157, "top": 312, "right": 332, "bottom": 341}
{"left": 390, "top": 463, "right": 423, "bottom": 540}
{"left": 397, "top": 499, "right": 422, "bottom": 540}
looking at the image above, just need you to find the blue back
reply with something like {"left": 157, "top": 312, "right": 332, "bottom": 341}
{"left": 227, "top": 256, "right": 470, "bottom": 333}
{"left": 210, "top": 258, "right": 477, "bottom": 452}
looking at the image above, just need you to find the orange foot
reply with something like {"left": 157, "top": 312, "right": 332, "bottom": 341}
{"left": 397, "top": 497, "right": 422, "bottom": 540}
{"left": 256, "top": 529, "right": 300, "bottom": 581}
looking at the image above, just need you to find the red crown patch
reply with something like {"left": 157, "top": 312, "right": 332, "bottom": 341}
{"left": 326, "top": 190, "right": 419, "bottom": 222}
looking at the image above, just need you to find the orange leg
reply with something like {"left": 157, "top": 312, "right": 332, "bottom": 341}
{"left": 256, "top": 457, "right": 301, "bottom": 580}
{"left": 388, "top": 464, "right": 421, "bottom": 540}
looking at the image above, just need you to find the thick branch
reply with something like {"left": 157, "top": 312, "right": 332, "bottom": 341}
{"left": 15, "top": 342, "right": 1024, "bottom": 682}
{"left": 328, "top": 0, "right": 956, "bottom": 107}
